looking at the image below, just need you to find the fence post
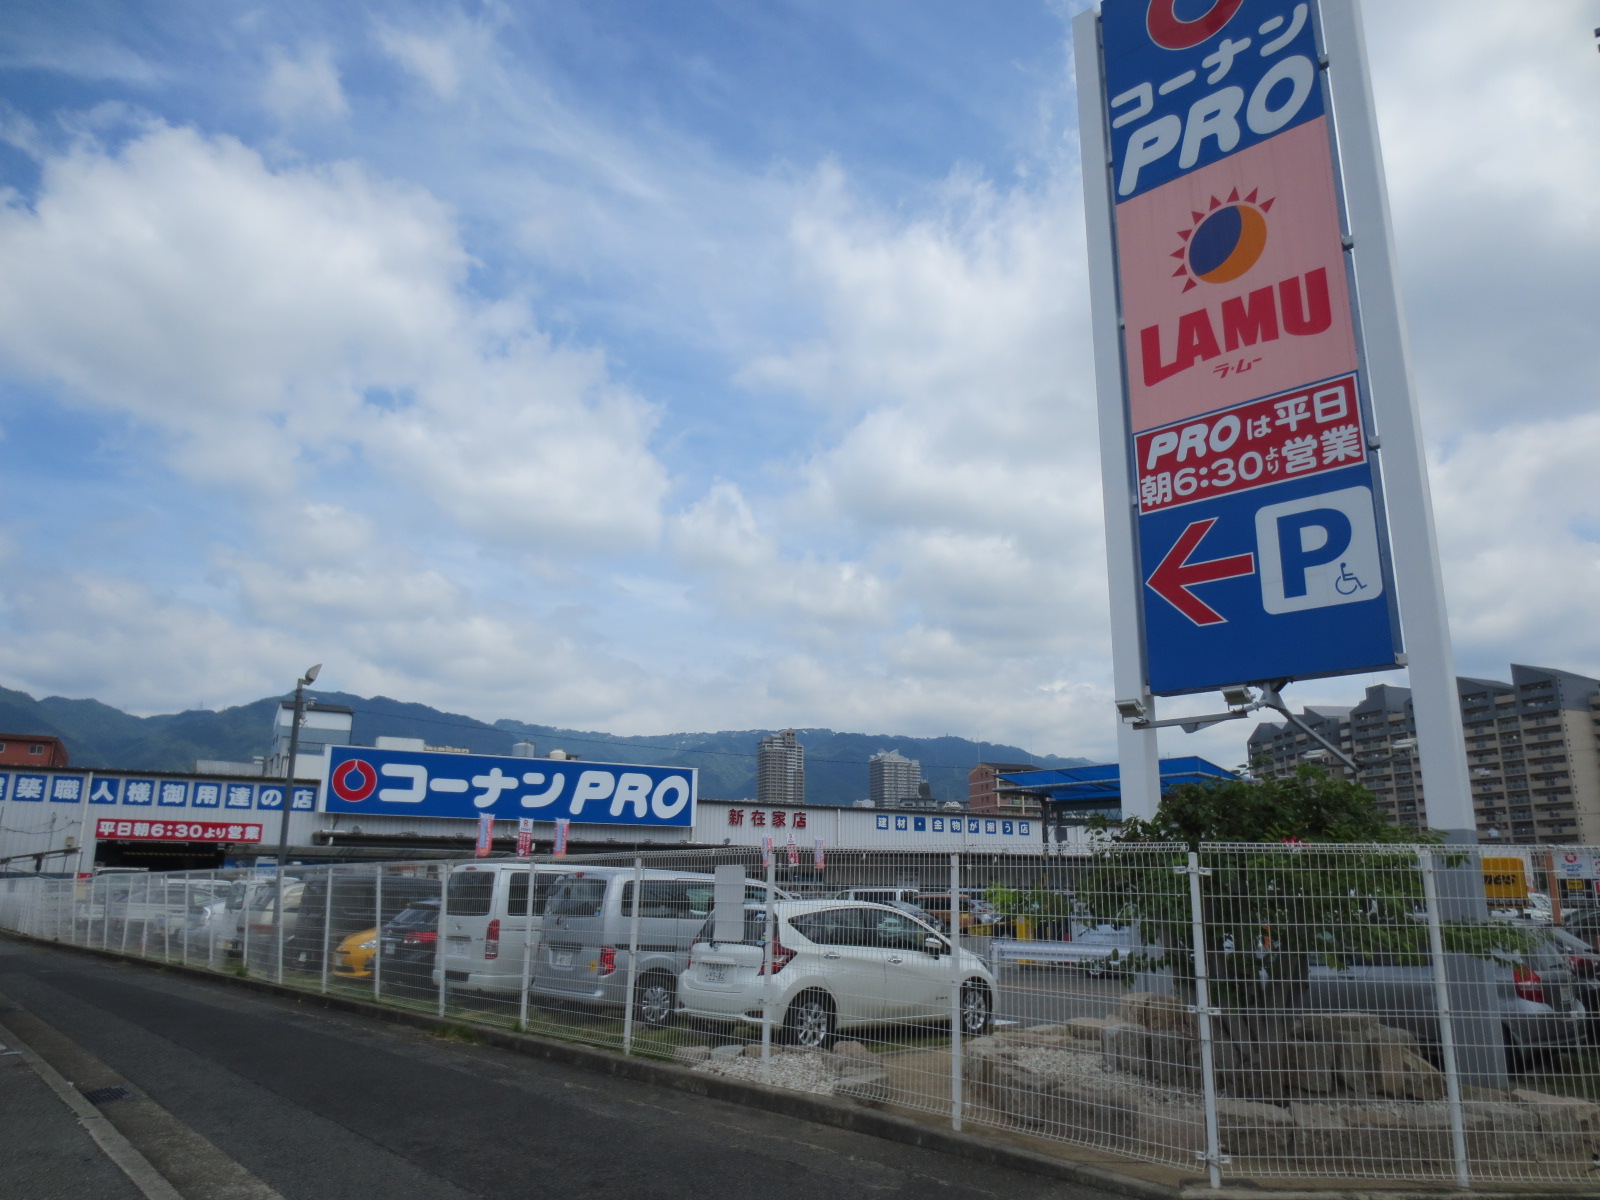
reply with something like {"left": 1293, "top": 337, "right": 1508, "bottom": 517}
{"left": 437, "top": 867, "right": 450, "bottom": 1018}
{"left": 320, "top": 866, "right": 334, "bottom": 994}
{"left": 1184, "top": 850, "right": 1223, "bottom": 1190}
{"left": 518, "top": 864, "right": 536, "bottom": 1032}
{"left": 761, "top": 846, "right": 775, "bottom": 1076}
{"left": 622, "top": 857, "right": 643, "bottom": 1056}
{"left": 373, "top": 866, "right": 384, "bottom": 1003}
{"left": 949, "top": 851, "right": 963, "bottom": 1132}
{"left": 1420, "top": 848, "right": 1471, "bottom": 1188}
{"left": 139, "top": 872, "right": 151, "bottom": 959}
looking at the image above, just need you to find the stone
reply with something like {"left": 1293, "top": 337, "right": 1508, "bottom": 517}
{"left": 1136, "top": 1103, "right": 1206, "bottom": 1155}
{"left": 1285, "top": 1040, "right": 1337, "bottom": 1095}
{"left": 1216, "top": 1098, "right": 1297, "bottom": 1161}
{"left": 1101, "top": 1021, "right": 1149, "bottom": 1078}
{"left": 1063, "top": 1016, "right": 1115, "bottom": 1043}
{"left": 710, "top": 1043, "right": 746, "bottom": 1059}
{"left": 1287, "top": 1101, "right": 1346, "bottom": 1162}
{"left": 835, "top": 1069, "right": 890, "bottom": 1107}
{"left": 1117, "top": 992, "right": 1192, "bottom": 1033}
{"left": 1511, "top": 1089, "right": 1600, "bottom": 1132}
{"left": 1336, "top": 1106, "right": 1452, "bottom": 1163}
{"left": 831, "top": 1040, "right": 875, "bottom": 1066}
{"left": 674, "top": 1046, "right": 712, "bottom": 1066}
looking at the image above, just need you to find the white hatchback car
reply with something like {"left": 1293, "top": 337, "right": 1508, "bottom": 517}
{"left": 677, "top": 900, "right": 996, "bottom": 1047}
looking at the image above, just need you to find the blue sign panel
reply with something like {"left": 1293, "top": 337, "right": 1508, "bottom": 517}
{"left": 50, "top": 775, "right": 87, "bottom": 803}
{"left": 13, "top": 774, "right": 46, "bottom": 802}
{"left": 1101, "top": 0, "right": 1322, "bottom": 201}
{"left": 323, "top": 747, "right": 697, "bottom": 828}
{"left": 1141, "top": 460, "right": 1396, "bottom": 693}
{"left": 88, "top": 778, "right": 121, "bottom": 804}
{"left": 225, "top": 783, "right": 255, "bottom": 810}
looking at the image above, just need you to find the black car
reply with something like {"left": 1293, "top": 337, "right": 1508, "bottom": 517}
{"left": 376, "top": 899, "right": 440, "bottom": 996}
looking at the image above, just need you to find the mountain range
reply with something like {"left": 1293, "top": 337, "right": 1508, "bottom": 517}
{"left": 0, "top": 684, "right": 1091, "bottom": 807}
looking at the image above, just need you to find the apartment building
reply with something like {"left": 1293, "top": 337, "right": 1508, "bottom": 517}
{"left": 1247, "top": 665, "right": 1600, "bottom": 843}
{"left": 756, "top": 728, "right": 805, "bottom": 807}
{"left": 966, "top": 761, "right": 1042, "bottom": 819}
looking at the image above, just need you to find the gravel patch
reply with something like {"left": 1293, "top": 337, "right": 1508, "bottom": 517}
{"left": 1004, "top": 1044, "right": 1202, "bottom": 1110}
{"left": 692, "top": 1048, "right": 839, "bottom": 1095}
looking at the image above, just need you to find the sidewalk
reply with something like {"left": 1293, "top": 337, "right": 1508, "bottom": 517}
{"left": 0, "top": 1023, "right": 149, "bottom": 1200}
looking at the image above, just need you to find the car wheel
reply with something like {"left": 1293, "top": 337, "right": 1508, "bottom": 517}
{"left": 784, "top": 990, "right": 836, "bottom": 1049}
{"left": 958, "top": 980, "right": 992, "bottom": 1038}
{"left": 635, "top": 974, "right": 676, "bottom": 1029}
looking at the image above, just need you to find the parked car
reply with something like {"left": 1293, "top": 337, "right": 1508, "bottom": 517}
{"left": 283, "top": 873, "right": 440, "bottom": 971}
{"left": 1304, "top": 929, "right": 1587, "bottom": 1064}
{"left": 832, "top": 887, "right": 923, "bottom": 907}
{"left": 677, "top": 900, "right": 996, "bottom": 1047}
{"left": 526, "top": 867, "right": 789, "bottom": 1026}
{"left": 912, "top": 893, "right": 1003, "bottom": 936}
{"left": 243, "top": 880, "right": 306, "bottom": 975}
{"left": 435, "top": 863, "right": 571, "bottom": 997}
{"left": 376, "top": 899, "right": 441, "bottom": 995}
{"left": 332, "top": 926, "right": 380, "bottom": 979}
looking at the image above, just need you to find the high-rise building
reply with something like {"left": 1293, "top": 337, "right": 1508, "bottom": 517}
{"left": 757, "top": 729, "right": 805, "bottom": 806}
{"left": 869, "top": 750, "right": 922, "bottom": 808}
{"left": 967, "top": 761, "right": 1040, "bottom": 817}
{"left": 1247, "top": 664, "right": 1600, "bottom": 843}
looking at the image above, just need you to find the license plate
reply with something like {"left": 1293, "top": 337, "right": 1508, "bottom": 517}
{"left": 704, "top": 964, "right": 726, "bottom": 983}
{"left": 551, "top": 949, "right": 574, "bottom": 968}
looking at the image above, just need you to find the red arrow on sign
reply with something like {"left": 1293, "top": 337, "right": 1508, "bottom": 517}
{"left": 1146, "top": 518, "right": 1256, "bottom": 626}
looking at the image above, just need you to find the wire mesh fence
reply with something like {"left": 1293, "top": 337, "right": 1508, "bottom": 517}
{"left": 2, "top": 841, "right": 1598, "bottom": 1186}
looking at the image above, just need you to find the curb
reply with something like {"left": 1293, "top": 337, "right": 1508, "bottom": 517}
{"left": 5, "top": 933, "right": 1592, "bottom": 1200}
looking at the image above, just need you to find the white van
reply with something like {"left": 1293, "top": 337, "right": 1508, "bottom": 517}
{"left": 436, "top": 862, "right": 573, "bottom": 996}
{"left": 528, "top": 867, "right": 790, "bottom": 1027}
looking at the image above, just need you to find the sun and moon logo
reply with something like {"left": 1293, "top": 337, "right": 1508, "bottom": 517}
{"left": 1170, "top": 188, "right": 1274, "bottom": 291}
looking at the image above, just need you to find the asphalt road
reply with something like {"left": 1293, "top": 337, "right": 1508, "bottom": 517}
{"left": 0, "top": 937, "right": 1121, "bottom": 1200}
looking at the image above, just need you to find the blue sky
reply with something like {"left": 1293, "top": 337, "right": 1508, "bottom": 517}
{"left": 1, "top": 1, "right": 1598, "bottom": 767}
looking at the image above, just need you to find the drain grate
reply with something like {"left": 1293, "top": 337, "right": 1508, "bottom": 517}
{"left": 80, "top": 1085, "right": 134, "bottom": 1106}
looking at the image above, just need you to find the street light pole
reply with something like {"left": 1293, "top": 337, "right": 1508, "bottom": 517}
{"left": 272, "top": 664, "right": 320, "bottom": 981}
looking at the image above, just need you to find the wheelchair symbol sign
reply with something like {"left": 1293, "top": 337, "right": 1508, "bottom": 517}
{"left": 1256, "top": 485, "right": 1384, "bottom": 615}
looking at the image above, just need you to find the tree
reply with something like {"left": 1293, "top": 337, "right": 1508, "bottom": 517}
{"left": 1076, "top": 767, "right": 1517, "bottom": 1096}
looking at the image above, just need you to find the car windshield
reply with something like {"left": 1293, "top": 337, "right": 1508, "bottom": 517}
{"left": 694, "top": 910, "right": 769, "bottom": 947}
{"left": 546, "top": 877, "right": 606, "bottom": 917}
{"left": 385, "top": 904, "right": 438, "bottom": 932}
{"left": 447, "top": 872, "right": 496, "bottom": 917}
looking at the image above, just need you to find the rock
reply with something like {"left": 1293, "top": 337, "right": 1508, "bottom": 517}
{"left": 710, "top": 1043, "right": 745, "bottom": 1059}
{"left": 1295, "top": 1012, "right": 1384, "bottom": 1040}
{"left": 1063, "top": 1016, "right": 1115, "bottom": 1043}
{"left": 1287, "top": 1101, "right": 1345, "bottom": 1161}
{"left": 1285, "top": 1040, "right": 1337, "bottom": 1095}
{"left": 1511, "top": 1088, "right": 1600, "bottom": 1145}
{"left": 1117, "top": 992, "right": 1192, "bottom": 1033}
{"left": 835, "top": 1069, "right": 890, "bottom": 1107}
{"left": 674, "top": 1046, "right": 712, "bottom": 1066}
{"left": 1102, "top": 1021, "right": 1148, "bottom": 1077}
{"left": 1217, "top": 1098, "right": 1296, "bottom": 1160}
{"left": 1136, "top": 1103, "right": 1206, "bottom": 1155}
{"left": 1336, "top": 1106, "right": 1452, "bottom": 1163}
{"left": 831, "top": 1040, "right": 875, "bottom": 1065}
{"left": 1463, "top": 1102, "right": 1540, "bottom": 1163}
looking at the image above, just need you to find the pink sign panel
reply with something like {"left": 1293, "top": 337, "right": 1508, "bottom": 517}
{"left": 1115, "top": 117, "right": 1357, "bottom": 434}
{"left": 1134, "top": 373, "right": 1365, "bottom": 514}
{"left": 96, "top": 818, "right": 264, "bottom": 843}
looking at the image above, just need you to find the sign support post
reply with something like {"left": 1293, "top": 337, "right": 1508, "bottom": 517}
{"left": 1075, "top": 6, "right": 1162, "bottom": 821}
{"left": 1318, "top": 0, "right": 1473, "bottom": 839}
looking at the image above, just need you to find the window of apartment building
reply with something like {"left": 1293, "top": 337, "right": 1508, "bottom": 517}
{"left": 28, "top": 743, "right": 45, "bottom": 755}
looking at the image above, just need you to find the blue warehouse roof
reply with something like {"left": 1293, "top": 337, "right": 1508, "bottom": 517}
{"left": 999, "top": 756, "right": 1236, "bottom": 810}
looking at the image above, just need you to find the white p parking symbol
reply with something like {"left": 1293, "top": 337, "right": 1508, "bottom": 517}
{"left": 1255, "top": 486, "right": 1383, "bottom": 614}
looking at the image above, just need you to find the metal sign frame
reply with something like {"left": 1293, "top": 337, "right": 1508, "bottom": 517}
{"left": 1077, "top": 0, "right": 1473, "bottom": 830}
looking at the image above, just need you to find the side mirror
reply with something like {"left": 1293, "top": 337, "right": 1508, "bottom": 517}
{"left": 925, "top": 935, "right": 946, "bottom": 955}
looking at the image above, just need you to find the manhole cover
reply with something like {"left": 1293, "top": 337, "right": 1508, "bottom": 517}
{"left": 80, "top": 1085, "right": 134, "bottom": 1106}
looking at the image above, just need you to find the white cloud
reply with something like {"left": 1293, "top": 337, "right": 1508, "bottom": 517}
{"left": 0, "top": 122, "right": 668, "bottom": 552}
{"left": 263, "top": 43, "right": 349, "bottom": 123}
